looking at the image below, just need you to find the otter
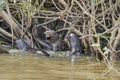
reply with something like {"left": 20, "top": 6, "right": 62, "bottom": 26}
{"left": 67, "top": 33, "right": 84, "bottom": 63}
{"left": 52, "top": 39, "right": 68, "bottom": 51}
{"left": 68, "top": 33, "right": 84, "bottom": 56}
{"left": 44, "top": 30, "right": 69, "bottom": 51}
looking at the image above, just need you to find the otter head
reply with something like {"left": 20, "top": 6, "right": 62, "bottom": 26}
{"left": 44, "top": 30, "right": 56, "bottom": 40}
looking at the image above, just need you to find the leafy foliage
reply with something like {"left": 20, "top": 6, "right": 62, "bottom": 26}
{"left": 0, "top": 0, "right": 6, "bottom": 10}
{"left": 0, "top": 39, "right": 4, "bottom": 44}
{"left": 102, "top": 33, "right": 111, "bottom": 37}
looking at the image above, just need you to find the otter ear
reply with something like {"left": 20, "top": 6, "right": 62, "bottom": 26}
{"left": 69, "top": 33, "right": 74, "bottom": 36}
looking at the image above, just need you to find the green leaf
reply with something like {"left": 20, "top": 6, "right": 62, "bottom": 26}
{"left": 103, "top": 47, "right": 111, "bottom": 55}
{"left": 95, "top": 0, "right": 98, "bottom": 3}
{"left": 0, "top": 1, "right": 6, "bottom": 10}
{"left": 91, "top": 43, "right": 100, "bottom": 47}
{"left": 94, "top": 33, "right": 101, "bottom": 37}
{"left": 59, "top": 34, "right": 63, "bottom": 39}
{"left": 104, "top": 50, "right": 109, "bottom": 55}
{"left": 28, "top": 11, "right": 33, "bottom": 17}
{"left": 102, "top": 33, "right": 111, "bottom": 37}
{"left": 41, "top": 6, "right": 46, "bottom": 10}
{"left": 55, "top": 25, "right": 59, "bottom": 30}
{"left": 0, "top": 39, "right": 5, "bottom": 44}
{"left": 103, "top": 47, "right": 111, "bottom": 51}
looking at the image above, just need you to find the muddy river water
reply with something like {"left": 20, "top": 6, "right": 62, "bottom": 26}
{"left": 0, "top": 54, "right": 120, "bottom": 80}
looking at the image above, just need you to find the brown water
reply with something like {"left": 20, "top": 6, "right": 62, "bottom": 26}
{"left": 0, "top": 54, "right": 120, "bottom": 80}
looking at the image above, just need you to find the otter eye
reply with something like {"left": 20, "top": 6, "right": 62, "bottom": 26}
{"left": 68, "top": 33, "right": 74, "bottom": 39}
{"left": 67, "top": 35, "right": 70, "bottom": 39}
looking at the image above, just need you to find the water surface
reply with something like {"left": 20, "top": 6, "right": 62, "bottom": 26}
{"left": 0, "top": 54, "right": 120, "bottom": 80}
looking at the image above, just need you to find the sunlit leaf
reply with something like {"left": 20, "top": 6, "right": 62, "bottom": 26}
{"left": 104, "top": 50, "right": 109, "bottom": 55}
{"left": 94, "top": 33, "right": 101, "bottom": 37}
{"left": 103, "top": 47, "right": 111, "bottom": 55}
{"left": 91, "top": 43, "right": 100, "bottom": 47}
{"left": 55, "top": 25, "right": 59, "bottom": 30}
{"left": 9, "top": 0, "right": 19, "bottom": 4}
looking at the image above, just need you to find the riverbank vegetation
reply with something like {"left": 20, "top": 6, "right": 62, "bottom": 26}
{"left": 0, "top": 0, "right": 120, "bottom": 75}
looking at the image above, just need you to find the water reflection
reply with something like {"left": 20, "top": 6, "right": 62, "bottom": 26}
{"left": 0, "top": 54, "right": 119, "bottom": 80}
